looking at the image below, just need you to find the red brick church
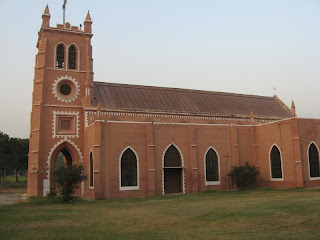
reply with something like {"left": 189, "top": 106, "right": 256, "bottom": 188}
{"left": 28, "top": 6, "right": 320, "bottom": 199}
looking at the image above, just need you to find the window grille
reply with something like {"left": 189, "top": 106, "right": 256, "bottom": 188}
{"left": 270, "top": 146, "right": 282, "bottom": 178}
{"left": 121, "top": 149, "right": 137, "bottom": 187}
{"left": 309, "top": 143, "right": 320, "bottom": 177}
{"left": 206, "top": 148, "right": 219, "bottom": 181}
{"left": 56, "top": 44, "right": 65, "bottom": 68}
{"left": 60, "top": 119, "right": 71, "bottom": 130}
{"left": 164, "top": 145, "right": 181, "bottom": 167}
{"left": 68, "top": 46, "right": 76, "bottom": 69}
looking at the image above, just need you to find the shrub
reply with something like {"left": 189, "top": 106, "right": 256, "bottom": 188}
{"left": 46, "top": 190, "right": 57, "bottom": 197}
{"left": 228, "top": 162, "right": 259, "bottom": 189}
{"left": 54, "top": 164, "right": 87, "bottom": 202}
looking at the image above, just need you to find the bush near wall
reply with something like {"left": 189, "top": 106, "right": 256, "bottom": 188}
{"left": 228, "top": 162, "right": 259, "bottom": 189}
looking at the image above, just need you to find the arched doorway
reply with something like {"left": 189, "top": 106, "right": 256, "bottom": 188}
{"left": 55, "top": 149, "right": 73, "bottom": 169}
{"left": 163, "top": 145, "right": 183, "bottom": 194}
{"left": 46, "top": 140, "right": 82, "bottom": 195}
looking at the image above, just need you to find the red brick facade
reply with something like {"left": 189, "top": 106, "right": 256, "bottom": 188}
{"left": 28, "top": 6, "right": 320, "bottom": 199}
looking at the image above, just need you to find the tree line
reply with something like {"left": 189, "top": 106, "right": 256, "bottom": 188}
{"left": 0, "top": 131, "right": 29, "bottom": 185}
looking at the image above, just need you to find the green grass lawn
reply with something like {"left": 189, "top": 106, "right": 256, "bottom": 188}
{"left": 1, "top": 189, "right": 320, "bottom": 240}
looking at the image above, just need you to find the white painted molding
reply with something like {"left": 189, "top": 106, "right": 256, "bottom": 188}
{"left": 52, "top": 111, "right": 79, "bottom": 138}
{"left": 52, "top": 75, "right": 80, "bottom": 103}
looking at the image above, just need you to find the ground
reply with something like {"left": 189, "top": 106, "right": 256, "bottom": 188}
{"left": 1, "top": 188, "right": 320, "bottom": 240}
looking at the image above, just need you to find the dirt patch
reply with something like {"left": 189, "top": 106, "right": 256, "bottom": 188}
{"left": 0, "top": 188, "right": 28, "bottom": 205}
{"left": 0, "top": 187, "right": 27, "bottom": 194}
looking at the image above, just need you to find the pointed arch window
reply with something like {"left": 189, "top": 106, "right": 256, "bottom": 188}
{"left": 205, "top": 148, "right": 219, "bottom": 183}
{"left": 56, "top": 44, "right": 65, "bottom": 69}
{"left": 121, "top": 148, "right": 138, "bottom": 188}
{"left": 270, "top": 145, "right": 283, "bottom": 179}
{"left": 309, "top": 143, "right": 320, "bottom": 178}
{"left": 68, "top": 45, "right": 76, "bottom": 70}
{"left": 89, "top": 152, "right": 94, "bottom": 188}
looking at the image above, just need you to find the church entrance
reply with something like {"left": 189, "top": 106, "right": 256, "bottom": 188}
{"left": 163, "top": 145, "right": 183, "bottom": 194}
{"left": 55, "top": 149, "right": 72, "bottom": 168}
{"left": 53, "top": 148, "right": 73, "bottom": 192}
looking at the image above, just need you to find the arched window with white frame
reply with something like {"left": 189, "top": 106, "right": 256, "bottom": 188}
{"left": 120, "top": 148, "right": 139, "bottom": 190}
{"left": 270, "top": 145, "right": 283, "bottom": 179}
{"left": 56, "top": 44, "right": 65, "bottom": 69}
{"left": 68, "top": 45, "right": 77, "bottom": 70}
{"left": 309, "top": 142, "right": 320, "bottom": 178}
{"left": 205, "top": 148, "right": 220, "bottom": 185}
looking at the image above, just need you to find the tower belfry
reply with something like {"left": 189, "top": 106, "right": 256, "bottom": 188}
{"left": 28, "top": 5, "right": 93, "bottom": 197}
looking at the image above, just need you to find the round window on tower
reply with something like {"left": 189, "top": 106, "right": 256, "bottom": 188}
{"left": 52, "top": 76, "right": 80, "bottom": 103}
{"left": 60, "top": 84, "right": 72, "bottom": 96}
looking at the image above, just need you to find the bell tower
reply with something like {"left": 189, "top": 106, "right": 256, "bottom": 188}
{"left": 28, "top": 5, "right": 94, "bottom": 196}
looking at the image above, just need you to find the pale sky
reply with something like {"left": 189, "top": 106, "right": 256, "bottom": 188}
{"left": 0, "top": 0, "right": 319, "bottom": 139}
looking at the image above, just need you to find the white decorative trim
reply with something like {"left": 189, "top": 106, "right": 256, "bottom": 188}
{"left": 119, "top": 146, "right": 140, "bottom": 191}
{"left": 52, "top": 75, "right": 80, "bottom": 103}
{"left": 102, "top": 111, "right": 274, "bottom": 124}
{"left": 43, "top": 179, "right": 49, "bottom": 197}
{"left": 44, "top": 138, "right": 83, "bottom": 196}
{"left": 204, "top": 147, "right": 221, "bottom": 186}
{"left": 89, "top": 150, "right": 94, "bottom": 189}
{"left": 161, "top": 143, "right": 185, "bottom": 195}
{"left": 52, "top": 111, "right": 79, "bottom": 138}
{"left": 307, "top": 141, "right": 320, "bottom": 180}
{"left": 269, "top": 144, "right": 284, "bottom": 181}
{"left": 85, "top": 111, "right": 89, "bottom": 127}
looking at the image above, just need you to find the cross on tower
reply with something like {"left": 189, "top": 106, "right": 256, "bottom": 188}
{"left": 63, "top": 0, "right": 67, "bottom": 25}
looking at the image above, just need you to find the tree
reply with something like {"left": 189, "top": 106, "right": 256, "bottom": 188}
{"left": 7, "top": 138, "right": 29, "bottom": 182}
{"left": 0, "top": 132, "right": 29, "bottom": 185}
{"left": 0, "top": 132, "right": 10, "bottom": 185}
{"left": 228, "top": 162, "right": 259, "bottom": 189}
{"left": 54, "top": 164, "right": 87, "bottom": 202}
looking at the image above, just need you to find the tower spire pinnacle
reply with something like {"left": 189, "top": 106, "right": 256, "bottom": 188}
{"left": 84, "top": 11, "right": 93, "bottom": 33}
{"left": 291, "top": 100, "right": 296, "bottom": 117}
{"left": 42, "top": 5, "right": 51, "bottom": 28}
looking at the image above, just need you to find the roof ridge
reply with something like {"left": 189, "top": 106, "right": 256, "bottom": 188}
{"left": 93, "top": 81, "right": 274, "bottom": 100}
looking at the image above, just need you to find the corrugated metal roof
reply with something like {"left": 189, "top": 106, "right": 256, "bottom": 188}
{"left": 94, "top": 82, "right": 291, "bottom": 119}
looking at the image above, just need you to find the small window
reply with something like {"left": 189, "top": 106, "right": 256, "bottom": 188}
{"left": 121, "top": 148, "right": 137, "bottom": 187}
{"left": 309, "top": 143, "right": 320, "bottom": 178}
{"left": 270, "top": 145, "right": 282, "bottom": 179}
{"left": 60, "top": 83, "right": 71, "bottom": 96}
{"left": 90, "top": 152, "right": 94, "bottom": 187}
{"left": 60, "top": 119, "right": 71, "bottom": 130}
{"left": 206, "top": 148, "right": 219, "bottom": 182}
{"left": 56, "top": 44, "right": 65, "bottom": 69}
{"left": 68, "top": 45, "right": 76, "bottom": 70}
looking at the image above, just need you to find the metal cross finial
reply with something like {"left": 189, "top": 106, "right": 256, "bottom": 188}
{"left": 63, "top": 0, "right": 67, "bottom": 25}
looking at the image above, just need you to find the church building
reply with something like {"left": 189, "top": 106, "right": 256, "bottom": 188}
{"left": 28, "top": 6, "right": 320, "bottom": 199}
